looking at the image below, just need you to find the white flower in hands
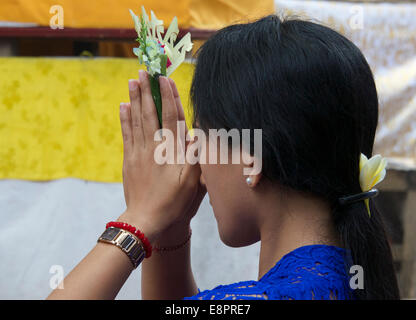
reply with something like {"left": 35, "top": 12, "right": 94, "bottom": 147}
{"left": 129, "top": 6, "right": 193, "bottom": 77}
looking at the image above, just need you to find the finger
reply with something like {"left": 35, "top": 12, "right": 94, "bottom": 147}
{"left": 128, "top": 79, "right": 144, "bottom": 146}
{"left": 194, "top": 180, "right": 207, "bottom": 211}
{"left": 160, "top": 76, "right": 178, "bottom": 137}
{"left": 120, "top": 102, "right": 133, "bottom": 156}
{"left": 139, "top": 70, "right": 160, "bottom": 143}
{"left": 168, "top": 78, "right": 187, "bottom": 132}
{"left": 183, "top": 173, "right": 207, "bottom": 221}
{"left": 182, "top": 156, "right": 204, "bottom": 191}
{"left": 168, "top": 78, "right": 188, "bottom": 154}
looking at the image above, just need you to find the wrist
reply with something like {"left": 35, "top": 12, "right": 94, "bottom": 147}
{"left": 153, "top": 221, "right": 191, "bottom": 248}
{"left": 117, "top": 210, "right": 160, "bottom": 244}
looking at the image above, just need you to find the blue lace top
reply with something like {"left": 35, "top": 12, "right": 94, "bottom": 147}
{"left": 184, "top": 245, "right": 354, "bottom": 300}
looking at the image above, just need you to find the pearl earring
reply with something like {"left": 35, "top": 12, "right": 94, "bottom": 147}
{"left": 246, "top": 177, "right": 253, "bottom": 186}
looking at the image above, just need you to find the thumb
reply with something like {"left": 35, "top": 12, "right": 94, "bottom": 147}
{"left": 182, "top": 160, "right": 202, "bottom": 189}
{"left": 182, "top": 137, "right": 203, "bottom": 185}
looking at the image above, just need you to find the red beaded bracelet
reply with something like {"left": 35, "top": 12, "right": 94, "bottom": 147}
{"left": 106, "top": 221, "right": 152, "bottom": 258}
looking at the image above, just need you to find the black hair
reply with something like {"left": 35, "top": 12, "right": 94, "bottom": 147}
{"left": 191, "top": 15, "right": 399, "bottom": 300}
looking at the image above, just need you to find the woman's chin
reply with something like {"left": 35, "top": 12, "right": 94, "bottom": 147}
{"left": 217, "top": 225, "right": 258, "bottom": 248}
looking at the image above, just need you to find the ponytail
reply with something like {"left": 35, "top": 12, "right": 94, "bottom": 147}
{"left": 334, "top": 199, "right": 400, "bottom": 299}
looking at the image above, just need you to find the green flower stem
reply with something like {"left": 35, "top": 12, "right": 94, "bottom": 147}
{"left": 150, "top": 75, "right": 162, "bottom": 127}
{"left": 149, "top": 54, "right": 168, "bottom": 128}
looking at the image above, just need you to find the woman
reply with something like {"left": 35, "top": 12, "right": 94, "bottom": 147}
{"left": 48, "top": 15, "right": 399, "bottom": 300}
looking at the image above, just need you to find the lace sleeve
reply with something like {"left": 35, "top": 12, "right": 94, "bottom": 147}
{"left": 183, "top": 281, "right": 269, "bottom": 300}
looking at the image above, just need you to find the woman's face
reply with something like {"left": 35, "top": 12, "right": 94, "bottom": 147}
{"left": 199, "top": 134, "right": 261, "bottom": 247}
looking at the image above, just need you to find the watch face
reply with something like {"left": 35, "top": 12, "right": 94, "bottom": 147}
{"left": 130, "top": 244, "right": 145, "bottom": 261}
{"left": 121, "top": 235, "right": 135, "bottom": 251}
{"left": 101, "top": 227, "right": 120, "bottom": 241}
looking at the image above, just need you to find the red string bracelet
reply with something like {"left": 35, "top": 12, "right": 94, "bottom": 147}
{"left": 106, "top": 221, "right": 152, "bottom": 258}
{"left": 153, "top": 228, "right": 192, "bottom": 253}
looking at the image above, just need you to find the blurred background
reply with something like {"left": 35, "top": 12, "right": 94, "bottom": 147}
{"left": 0, "top": 0, "right": 415, "bottom": 299}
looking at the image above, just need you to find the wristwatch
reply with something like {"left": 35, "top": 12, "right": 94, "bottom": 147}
{"left": 98, "top": 227, "right": 145, "bottom": 268}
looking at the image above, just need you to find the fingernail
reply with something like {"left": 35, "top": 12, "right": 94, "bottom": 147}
{"left": 120, "top": 102, "right": 127, "bottom": 112}
{"left": 128, "top": 79, "right": 137, "bottom": 91}
{"left": 139, "top": 70, "right": 146, "bottom": 81}
{"left": 159, "top": 76, "right": 167, "bottom": 85}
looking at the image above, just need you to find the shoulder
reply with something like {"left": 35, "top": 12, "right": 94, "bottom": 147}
{"left": 184, "top": 245, "right": 354, "bottom": 300}
{"left": 261, "top": 245, "right": 354, "bottom": 299}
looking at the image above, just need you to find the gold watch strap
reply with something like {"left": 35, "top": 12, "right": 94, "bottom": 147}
{"left": 98, "top": 227, "right": 145, "bottom": 268}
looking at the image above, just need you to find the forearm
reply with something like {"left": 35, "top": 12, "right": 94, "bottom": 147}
{"left": 47, "top": 242, "right": 134, "bottom": 300}
{"left": 141, "top": 223, "right": 198, "bottom": 300}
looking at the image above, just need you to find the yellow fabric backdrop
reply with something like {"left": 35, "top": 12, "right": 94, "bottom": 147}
{"left": 0, "top": 0, "right": 274, "bottom": 29}
{"left": 0, "top": 1, "right": 275, "bottom": 182}
{"left": 190, "top": 0, "right": 275, "bottom": 30}
{"left": 0, "top": 58, "right": 194, "bottom": 182}
{"left": 0, "top": 0, "right": 192, "bottom": 28}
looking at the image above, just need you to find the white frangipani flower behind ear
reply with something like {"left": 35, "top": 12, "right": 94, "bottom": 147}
{"left": 359, "top": 153, "right": 388, "bottom": 216}
{"left": 359, "top": 154, "right": 387, "bottom": 192}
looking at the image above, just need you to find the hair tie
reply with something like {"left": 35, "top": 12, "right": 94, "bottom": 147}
{"left": 338, "top": 153, "right": 387, "bottom": 217}
{"left": 338, "top": 189, "right": 379, "bottom": 206}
